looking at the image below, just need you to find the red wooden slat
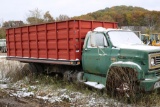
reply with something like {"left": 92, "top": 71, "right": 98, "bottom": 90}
{"left": 67, "top": 21, "right": 69, "bottom": 60}
{"left": 28, "top": 26, "right": 30, "bottom": 58}
{"left": 73, "top": 20, "right": 76, "bottom": 60}
{"left": 102, "top": 22, "right": 104, "bottom": 27}
{"left": 13, "top": 28, "right": 16, "bottom": 56}
{"left": 45, "top": 24, "right": 48, "bottom": 58}
{"left": 55, "top": 22, "right": 58, "bottom": 59}
{"left": 20, "top": 27, "right": 23, "bottom": 57}
{"left": 36, "top": 25, "right": 38, "bottom": 58}
{"left": 91, "top": 21, "right": 93, "bottom": 30}
{"left": 78, "top": 20, "right": 82, "bottom": 59}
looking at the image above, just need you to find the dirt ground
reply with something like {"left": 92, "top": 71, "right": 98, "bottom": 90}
{"left": 0, "top": 90, "right": 64, "bottom": 107}
{"left": 0, "top": 53, "right": 43, "bottom": 107}
{"left": 0, "top": 52, "right": 70, "bottom": 107}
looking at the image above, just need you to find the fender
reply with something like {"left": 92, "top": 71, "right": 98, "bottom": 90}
{"left": 107, "top": 61, "right": 144, "bottom": 79}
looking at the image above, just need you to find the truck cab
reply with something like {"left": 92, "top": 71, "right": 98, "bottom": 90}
{"left": 82, "top": 27, "right": 160, "bottom": 95}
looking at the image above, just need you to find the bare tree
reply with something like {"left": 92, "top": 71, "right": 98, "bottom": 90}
{"left": 0, "top": 19, "right": 3, "bottom": 27}
{"left": 56, "top": 14, "right": 70, "bottom": 21}
{"left": 145, "top": 15, "right": 155, "bottom": 33}
{"left": 44, "top": 11, "right": 55, "bottom": 22}
{"left": 26, "top": 8, "right": 44, "bottom": 24}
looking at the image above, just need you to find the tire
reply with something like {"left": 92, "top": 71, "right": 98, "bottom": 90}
{"left": 29, "top": 63, "right": 37, "bottom": 73}
{"left": 63, "top": 71, "right": 71, "bottom": 82}
{"left": 106, "top": 67, "right": 139, "bottom": 98}
{"left": 77, "top": 72, "right": 85, "bottom": 83}
{"left": 21, "top": 64, "right": 33, "bottom": 75}
{"left": 29, "top": 63, "right": 44, "bottom": 74}
{"left": 34, "top": 63, "right": 44, "bottom": 74}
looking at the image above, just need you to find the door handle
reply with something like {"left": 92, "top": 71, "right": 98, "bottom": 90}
{"left": 85, "top": 49, "right": 90, "bottom": 51}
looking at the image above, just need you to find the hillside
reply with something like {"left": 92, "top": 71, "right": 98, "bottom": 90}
{"left": 73, "top": 5, "right": 160, "bottom": 32}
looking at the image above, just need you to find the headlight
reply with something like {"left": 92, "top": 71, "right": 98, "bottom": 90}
{"left": 151, "top": 57, "right": 155, "bottom": 66}
{"left": 149, "top": 53, "right": 160, "bottom": 69}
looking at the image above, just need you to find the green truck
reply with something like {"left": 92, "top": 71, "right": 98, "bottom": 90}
{"left": 6, "top": 20, "right": 160, "bottom": 96}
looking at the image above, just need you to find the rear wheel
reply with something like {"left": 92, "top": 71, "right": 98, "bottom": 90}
{"left": 63, "top": 71, "right": 71, "bottom": 82}
{"left": 77, "top": 72, "right": 84, "bottom": 83}
{"left": 106, "top": 67, "right": 139, "bottom": 98}
{"left": 63, "top": 71, "right": 85, "bottom": 83}
{"left": 29, "top": 63, "right": 44, "bottom": 74}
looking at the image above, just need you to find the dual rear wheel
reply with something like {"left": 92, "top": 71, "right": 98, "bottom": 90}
{"left": 29, "top": 63, "right": 44, "bottom": 74}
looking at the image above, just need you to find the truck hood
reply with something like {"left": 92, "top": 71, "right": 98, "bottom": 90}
{"left": 117, "top": 44, "right": 160, "bottom": 53}
{"left": 115, "top": 44, "right": 160, "bottom": 60}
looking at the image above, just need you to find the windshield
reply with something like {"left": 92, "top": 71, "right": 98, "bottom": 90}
{"left": 108, "top": 31, "right": 143, "bottom": 46}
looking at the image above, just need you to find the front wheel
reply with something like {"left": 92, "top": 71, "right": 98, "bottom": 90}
{"left": 106, "top": 67, "right": 139, "bottom": 98}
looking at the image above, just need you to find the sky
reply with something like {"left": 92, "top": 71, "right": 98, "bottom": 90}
{"left": 0, "top": 0, "right": 160, "bottom": 22}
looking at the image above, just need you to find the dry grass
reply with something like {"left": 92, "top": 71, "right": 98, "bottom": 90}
{"left": 106, "top": 67, "right": 139, "bottom": 100}
{"left": 0, "top": 59, "right": 36, "bottom": 83}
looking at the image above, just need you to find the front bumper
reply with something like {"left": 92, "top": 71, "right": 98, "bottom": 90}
{"left": 140, "top": 76, "right": 160, "bottom": 91}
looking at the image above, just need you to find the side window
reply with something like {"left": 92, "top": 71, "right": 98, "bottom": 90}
{"left": 87, "top": 33, "right": 108, "bottom": 48}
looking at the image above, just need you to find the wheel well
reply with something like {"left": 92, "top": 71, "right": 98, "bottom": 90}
{"left": 108, "top": 66, "right": 137, "bottom": 74}
{"left": 107, "top": 66, "right": 138, "bottom": 83}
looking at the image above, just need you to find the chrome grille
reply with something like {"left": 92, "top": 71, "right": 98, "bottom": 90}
{"left": 156, "top": 56, "right": 160, "bottom": 64}
{"left": 149, "top": 53, "right": 160, "bottom": 69}
{"left": 156, "top": 71, "right": 160, "bottom": 76}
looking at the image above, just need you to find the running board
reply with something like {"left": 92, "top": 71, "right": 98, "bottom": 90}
{"left": 84, "top": 81, "right": 105, "bottom": 89}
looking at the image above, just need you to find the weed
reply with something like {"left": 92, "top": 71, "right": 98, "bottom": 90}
{"left": 1, "top": 59, "right": 160, "bottom": 106}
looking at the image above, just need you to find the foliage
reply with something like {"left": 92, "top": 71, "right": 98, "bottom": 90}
{"left": 44, "top": 11, "right": 55, "bottom": 22}
{"left": 0, "top": 27, "right": 5, "bottom": 39}
{"left": 0, "top": 9, "right": 70, "bottom": 38}
{"left": 2, "top": 21, "right": 24, "bottom": 29}
{"left": 2, "top": 6, "right": 160, "bottom": 33}
{"left": 26, "top": 8, "right": 71, "bottom": 24}
{"left": 56, "top": 14, "right": 70, "bottom": 21}
{"left": 26, "top": 8, "right": 44, "bottom": 24}
{"left": 27, "top": 17, "right": 44, "bottom": 25}
{"left": 0, "top": 21, "right": 24, "bottom": 39}
{"left": 26, "top": 8, "right": 56, "bottom": 24}
{"left": 73, "top": 5, "right": 160, "bottom": 32}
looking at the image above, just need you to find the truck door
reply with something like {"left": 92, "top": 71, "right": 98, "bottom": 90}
{"left": 82, "top": 32, "right": 111, "bottom": 75}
